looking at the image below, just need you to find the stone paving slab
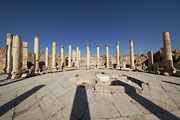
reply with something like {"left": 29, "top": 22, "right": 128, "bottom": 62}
{"left": 0, "top": 70, "right": 180, "bottom": 120}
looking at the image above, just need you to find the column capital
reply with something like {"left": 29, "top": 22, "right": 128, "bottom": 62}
{"left": 129, "top": 39, "right": 133, "bottom": 42}
{"left": 105, "top": 44, "right": 109, "bottom": 47}
{"left": 22, "top": 42, "right": 28, "bottom": 47}
{"left": 96, "top": 44, "right": 100, "bottom": 47}
{"left": 7, "top": 33, "right": 13, "bottom": 38}
{"left": 35, "top": 37, "right": 39, "bottom": 39}
{"left": 163, "top": 31, "right": 169, "bottom": 34}
{"left": 116, "top": 42, "right": 119, "bottom": 45}
{"left": 86, "top": 44, "right": 89, "bottom": 46}
{"left": 61, "top": 46, "right": 64, "bottom": 48}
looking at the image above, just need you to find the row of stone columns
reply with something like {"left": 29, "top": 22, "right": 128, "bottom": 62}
{"left": 33, "top": 31, "right": 175, "bottom": 74}
{"left": 94, "top": 41, "right": 134, "bottom": 69}
{"left": 5, "top": 33, "right": 28, "bottom": 79}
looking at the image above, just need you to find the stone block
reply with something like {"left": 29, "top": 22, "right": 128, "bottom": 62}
{"left": 96, "top": 74, "right": 110, "bottom": 83}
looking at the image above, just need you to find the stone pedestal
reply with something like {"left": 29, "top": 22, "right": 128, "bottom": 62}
{"left": 34, "top": 37, "right": 40, "bottom": 73}
{"left": 6, "top": 33, "right": 13, "bottom": 74}
{"left": 129, "top": 40, "right": 135, "bottom": 69}
{"left": 11, "top": 35, "right": 21, "bottom": 79}
{"left": 52, "top": 42, "right": 57, "bottom": 71}
{"left": 148, "top": 51, "right": 153, "bottom": 71}
{"left": 105, "top": 44, "right": 109, "bottom": 68}
{"left": 61, "top": 46, "right": 64, "bottom": 68}
{"left": 96, "top": 44, "right": 100, "bottom": 68}
{"left": 86, "top": 44, "right": 90, "bottom": 69}
{"left": 163, "top": 32, "right": 175, "bottom": 72}
{"left": 22, "top": 42, "right": 28, "bottom": 69}
{"left": 45, "top": 47, "right": 49, "bottom": 67}
{"left": 116, "top": 42, "right": 120, "bottom": 69}
{"left": 68, "top": 45, "right": 72, "bottom": 67}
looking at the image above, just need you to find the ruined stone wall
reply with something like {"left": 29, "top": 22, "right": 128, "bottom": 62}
{"left": 0, "top": 47, "right": 6, "bottom": 73}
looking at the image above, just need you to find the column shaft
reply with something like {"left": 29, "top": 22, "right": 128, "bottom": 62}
{"left": 163, "top": 32, "right": 174, "bottom": 71}
{"left": 12, "top": 35, "right": 21, "bottom": 74}
{"left": 148, "top": 51, "right": 153, "bottom": 70}
{"left": 129, "top": 40, "right": 135, "bottom": 69}
{"left": 68, "top": 45, "right": 72, "bottom": 67}
{"left": 34, "top": 37, "right": 40, "bottom": 73}
{"left": 52, "top": 42, "right": 56, "bottom": 69}
{"left": 45, "top": 47, "right": 49, "bottom": 67}
{"left": 106, "top": 44, "right": 109, "bottom": 68}
{"left": 6, "top": 33, "right": 13, "bottom": 73}
{"left": 61, "top": 46, "right": 64, "bottom": 68}
{"left": 22, "top": 42, "right": 28, "bottom": 69}
{"left": 76, "top": 47, "right": 79, "bottom": 67}
{"left": 86, "top": 44, "right": 90, "bottom": 69}
{"left": 116, "top": 42, "right": 120, "bottom": 69}
{"left": 96, "top": 44, "right": 100, "bottom": 68}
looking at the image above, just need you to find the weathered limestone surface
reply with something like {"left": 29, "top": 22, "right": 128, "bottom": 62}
{"left": 0, "top": 69, "right": 180, "bottom": 120}
{"left": 129, "top": 39, "right": 135, "bottom": 69}
{"left": 34, "top": 37, "right": 40, "bottom": 73}
{"left": 6, "top": 34, "right": 13, "bottom": 73}
{"left": 86, "top": 44, "right": 90, "bottom": 69}
{"left": 60, "top": 46, "right": 64, "bottom": 68}
{"left": 148, "top": 51, "right": 153, "bottom": 71}
{"left": 163, "top": 32, "right": 175, "bottom": 72}
{"left": 76, "top": 47, "right": 79, "bottom": 67}
{"left": 105, "top": 44, "right": 109, "bottom": 68}
{"left": 45, "top": 47, "right": 49, "bottom": 67}
{"left": 72, "top": 50, "right": 76, "bottom": 66}
{"left": 11, "top": 35, "right": 21, "bottom": 79}
{"left": 96, "top": 44, "right": 100, "bottom": 68}
{"left": 22, "top": 42, "right": 28, "bottom": 69}
{"left": 79, "top": 50, "right": 81, "bottom": 66}
{"left": 116, "top": 42, "right": 120, "bottom": 69}
{"left": 0, "top": 47, "right": 6, "bottom": 73}
{"left": 68, "top": 45, "right": 72, "bottom": 67}
{"left": 51, "top": 42, "right": 57, "bottom": 70}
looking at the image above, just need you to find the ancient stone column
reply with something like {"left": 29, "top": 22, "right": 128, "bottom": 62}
{"left": 6, "top": 33, "right": 13, "bottom": 73}
{"left": 68, "top": 45, "right": 72, "bottom": 67}
{"left": 22, "top": 42, "right": 28, "bottom": 69}
{"left": 45, "top": 47, "right": 49, "bottom": 67}
{"left": 11, "top": 35, "right": 21, "bottom": 79}
{"left": 96, "top": 44, "right": 100, "bottom": 68}
{"left": 76, "top": 47, "right": 79, "bottom": 67}
{"left": 34, "top": 37, "right": 40, "bottom": 73}
{"left": 60, "top": 46, "right": 64, "bottom": 68}
{"left": 148, "top": 51, "right": 153, "bottom": 71}
{"left": 52, "top": 42, "right": 57, "bottom": 70}
{"left": 105, "top": 44, "right": 109, "bottom": 68}
{"left": 116, "top": 42, "right": 120, "bottom": 69}
{"left": 86, "top": 44, "right": 90, "bottom": 69}
{"left": 72, "top": 50, "right": 75, "bottom": 65}
{"left": 129, "top": 40, "right": 135, "bottom": 69}
{"left": 79, "top": 50, "right": 81, "bottom": 66}
{"left": 163, "top": 32, "right": 175, "bottom": 71}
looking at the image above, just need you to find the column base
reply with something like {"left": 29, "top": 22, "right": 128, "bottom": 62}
{"left": 51, "top": 67, "right": 58, "bottom": 72}
{"left": 11, "top": 70, "right": 22, "bottom": 79}
{"left": 116, "top": 66, "right": 120, "bottom": 70}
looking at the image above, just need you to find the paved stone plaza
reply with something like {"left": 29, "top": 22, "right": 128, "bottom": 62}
{"left": 0, "top": 70, "right": 180, "bottom": 120}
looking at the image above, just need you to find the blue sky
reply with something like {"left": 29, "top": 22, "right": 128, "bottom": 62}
{"left": 0, "top": 0, "right": 179, "bottom": 55}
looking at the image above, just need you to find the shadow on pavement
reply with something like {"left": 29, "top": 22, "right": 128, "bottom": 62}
{"left": 0, "top": 84, "right": 45, "bottom": 116}
{"left": 111, "top": 80, "right": 179, "bottom": 120}
{"left": 70, "top": 86, "right": 91, "bottom": 120}
{"left": 162, "top": 80, "right": 180, "bottom": 86}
